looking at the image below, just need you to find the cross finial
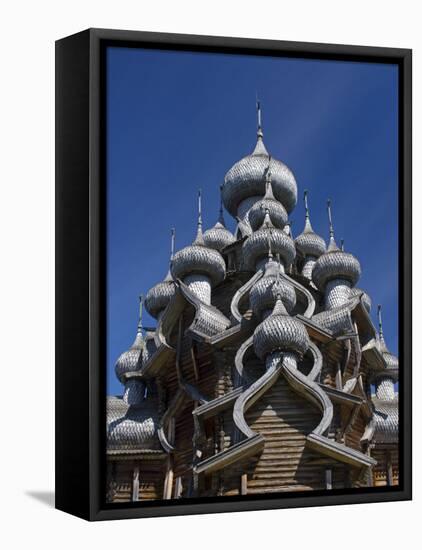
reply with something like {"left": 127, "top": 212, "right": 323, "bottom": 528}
{"left": 327, "top": 199, "right": 334, "bottom": 240}
{"left": 377, "top": 304, "right": 384, "bottom": 339}
{"left": 256, "top": 95, "right": 263, "bottom": 138}
{"left": 198, "top": 188, "right": 202, "bottom": 227}
{"left": 193, "top": 189, "right": 205, "bottom": 245}
{"left": 304, "top": 190, "right": 310, "bottom": 220}
{"left": 170, "top": 228, "right": 176, "bottom": 259}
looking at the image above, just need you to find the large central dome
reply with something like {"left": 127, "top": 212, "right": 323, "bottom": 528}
{"left": 222, "top": 129, "right": 298, "bottom": 218}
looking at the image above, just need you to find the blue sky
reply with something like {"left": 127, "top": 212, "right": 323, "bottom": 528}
{"left": 106, "top": 46, "right": 398, "bottom": 396}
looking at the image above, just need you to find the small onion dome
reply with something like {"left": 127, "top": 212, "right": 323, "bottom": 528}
{"left": 295, "top": 191, "right": 326, "bottom": 258}
{"left": 203, "top": 197, "right": 236, "bottom": 251}
{"left": 171, "top": 191, "right": 226, "bottom": 285}
{"left": 172, "top": 243, "right": 226, "bottom": 285}
{"left": 248, "top": 173, "right": 288, "bottom": 231}
{"left": 312, "top": 200, "right": 360, "bottom": 291}
{"left": 145, "top": 269, "right": 176, "bottom": 319}
{"left": 243, "top": 211, "right": 296, "bottom": 271}
{"left": 312, "top": 247, "right": 361, "bottom": 291}
{"left": 253, "top": 296, "right": 309, "bottom": 359}
{"left": 250, "top": 256, "right": 296, "bottom": 318}
{"left": 115, "top": 331, "right": 143, "bottom": 383}
{"left": 222, "top": 104, "right": 297, "bottom": 216}
{"left": 115, "top": 297, "right": 144, "bottom": 383}
{"left": 350, "top": 287, "right": 372, "bottom": 313}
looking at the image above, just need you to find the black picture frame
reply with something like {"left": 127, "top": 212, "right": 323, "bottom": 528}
{"left": 55, "top": 28, "right": 412, "bottom": 521}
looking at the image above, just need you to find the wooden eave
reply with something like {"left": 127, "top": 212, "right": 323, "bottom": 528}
{"left": 297, "top": 314, "right": 334, "bottom": 343}
{"left": 106, "top": 449, "right": 166, "bottom": 461}
{"left": 192, "top": 387, "right": 243, "bottom": 420}
{"left": 194, "top": 434, "right": 265, "bottom": 475}
{"left": 306, "top": 433, "right": 376, "bottom": 468}
{"left": 318, "top": 383, "right": 363, "bottom": 407}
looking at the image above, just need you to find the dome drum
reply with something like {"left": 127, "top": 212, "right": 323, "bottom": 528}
{"left": 123, "top": 379, "right": 146, "bottom": 406}
{"left": 301, "top": 257, "right": 317, "bottom": 280}
{"left": 184, "top": 273, "right": 212, "bottom": 304}
{"left": 324, "top": 279, "right": 352, "bottom": 310}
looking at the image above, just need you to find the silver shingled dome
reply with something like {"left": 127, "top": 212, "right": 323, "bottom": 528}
{"left": 242, "top": 213, "right": 296, "bottom": 271}
{"left": 249, "top": 257, "right": 296, "bottom": 318}
{"left": 295, "top": 191, "right": 326, "bottom": 258}
{"left": 222, "top": 133, "right": 297, "bottom": 217}
{"left": 312, "top": 241, "right": 361, "bottom": 291}
{"left": 253, "top": 297, "right": 309, "bottom": 359}
{"left": 203, "top": 201, "right": 235, "bottom": 252}
{"left": 248, "top": 176, "right": 288, "bottom": 231}
{"left": 114, "top": 330, "right": 143, "bottom": 383}
{"left": 145, "top": 270, "right": 176, "bottom": 319}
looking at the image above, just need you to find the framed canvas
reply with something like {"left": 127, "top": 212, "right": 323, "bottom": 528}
{"left": 55, "top": 28, "right": 412, "bottom": 521}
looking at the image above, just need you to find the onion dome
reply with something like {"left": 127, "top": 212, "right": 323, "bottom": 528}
{"left": 222, "top": 101, "right": 298, "bottom": 217}
{"left": 203, "top": 188, "right": 236, "bottom": 251}
{"left": 350, "top": 287, "right": 372, "bottom": 313}
{"left": 253, "top": 291, "right": 309, "bottom": 360}
{"left": 295, "top": 190, "right": 326, "bottom": 258}
{"left": 250, "top": 253, "right": 296, "bottom": 318}
{"left": 115, "top": 296, "right": 144, "bottom": 383}
{"left": 243, "top": 210, "right": 296, "bottom": 271}
{"left": 248, "top": 167, "right": 288, "bottom": 230}
{"left": 376, "top": 305, "right": 399, "bottom": 378}
{"left": 171, "top": 190, "right": 226, "bottom": 285}
{"left": 312, "top": 200, "right": 361, "bottom": 291}
{"left": 145, "top": 229, "right": 177, "bottom": 319}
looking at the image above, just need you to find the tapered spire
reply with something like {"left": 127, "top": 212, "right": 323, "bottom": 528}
{"left": 253, "top": 97, "right": 268, "bottom": 156}
{"left": 163, "top": 228, "right": 176, "bottom": 282}
{"left": 218, "top": 184, "right": 225, "bottom": 226}
{"left": 193, "top": 189, "right": 205, "bottom": 245}
{"left": 303, "top": 190, "right": 313, "bottom": 233}
{"left": 137, "top": 294, "right": 144, "bottom": 333}
{"left": 327, "top": 199, "right": 338, "bottom": 252}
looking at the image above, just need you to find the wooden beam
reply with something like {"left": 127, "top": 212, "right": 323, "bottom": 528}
{"left": 190, "top": 342, "right": 199, "bottom": 381}
{"left": 241, "top": 473, "right": 248, "bottom": 495}
{"left": 175, "top": 315, "right": 183, "bottom": 383}
{"left": 386, "top": 451, "right": 393, "bottom": 486}
{"left": 174, "top": 476, "right": 183, "bottom": 498}
{"left": 131, "top": 466, "right": 139, "bottom": 502}
{"left": 163, "top": 418, "right": 175, "bottom": 499}
{"left": 325, "top": 468, "right": 332, "bottom": 490}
